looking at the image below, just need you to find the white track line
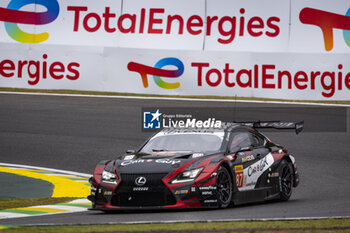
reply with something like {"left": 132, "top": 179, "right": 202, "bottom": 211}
{"left": 0, "top": 213, "right": 30, "bottom": 219}
{"left": 1, "top": 91, "right": 349, "bottom": 107}
{"left": 10, "top": 216, "right": 350, "bottom": 227}
{"left": 112, "top": 216, "right": 350, "bottom": 225}
{"left": 0, "top": 163, "right": 91, "bottom": 178}
{"left": 37, "top": 205, "right": 89, "bottom": 212}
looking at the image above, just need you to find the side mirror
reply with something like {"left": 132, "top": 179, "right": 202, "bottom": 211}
{"left": 229, "top": 146, "right": 253, "bottom": 154}
{"left": 126, "top": 149, "right": 136, "bottom": 154}
{"left": 237, "top": 146, "right": 253, "bottom": 153}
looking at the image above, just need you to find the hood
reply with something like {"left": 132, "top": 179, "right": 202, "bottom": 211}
{"left": 115, "top": 151, "right": 207, "bottom": 174}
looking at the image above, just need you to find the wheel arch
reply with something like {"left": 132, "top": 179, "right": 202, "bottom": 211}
{"left": 219, "top": 161, "right": 234, "bottom": 182}
{"left": 219, "top": 161, "right": 235, "bottom": 205}
{"left": 282, "top": 154, "right": 299, "bottom": 188}
{"left": 216, "top": 161, "right": 234, "bottom": 208}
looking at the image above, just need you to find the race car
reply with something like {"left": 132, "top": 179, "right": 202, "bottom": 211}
{"left": 88, "top": 121, "right": 302, "bottom": 210}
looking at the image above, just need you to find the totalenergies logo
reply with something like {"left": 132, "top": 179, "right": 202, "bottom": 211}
{"left": 299, "top": 7, "right": 350, "bottom": 51}
{"left": 0, "top": 0, "right": 59, "bottom": 43}
{"left": 128, "top": 57, "right": 184, "bottom": 89}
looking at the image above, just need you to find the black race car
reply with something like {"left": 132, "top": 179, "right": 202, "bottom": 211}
{"left": 88, "top": 121, "right": 302, "bottom": 210}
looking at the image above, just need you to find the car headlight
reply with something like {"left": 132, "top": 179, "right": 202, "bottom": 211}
{"left": 170, "top": 167, "right": 203, "bottom": 184}
{"left": 102, "top": 170, "right": 118, "bottom": 185}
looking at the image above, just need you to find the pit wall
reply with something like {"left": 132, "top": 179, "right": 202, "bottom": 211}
{"left": 0, "top": 0, "right": 349, "bottom": 100}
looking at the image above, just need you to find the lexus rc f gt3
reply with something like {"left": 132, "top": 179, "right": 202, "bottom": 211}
{"left": 88, "top": 121, "right": 302, "bottom": 210}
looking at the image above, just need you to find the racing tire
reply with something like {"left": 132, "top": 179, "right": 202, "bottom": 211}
{"left": 279, "top": 159, "right": 294, "bottom": 201}
{"left": 216, "top": 166, "right": 233, "bottom": 208}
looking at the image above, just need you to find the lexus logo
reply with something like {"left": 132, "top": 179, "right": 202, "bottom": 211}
{"left": 135, "top": 176, "right": 147, "bottom": 186}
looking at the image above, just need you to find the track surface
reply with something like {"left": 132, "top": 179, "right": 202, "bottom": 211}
{"left": 0, "top": 93, "right": 349, "bottom": 225}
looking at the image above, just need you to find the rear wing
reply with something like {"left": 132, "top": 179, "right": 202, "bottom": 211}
{"left": 237, "top": 121, "right": 304, "bottom": 134}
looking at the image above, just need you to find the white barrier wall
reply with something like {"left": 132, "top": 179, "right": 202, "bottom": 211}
{"left": 0, "top": 0, "right": 349, "bottom": 100}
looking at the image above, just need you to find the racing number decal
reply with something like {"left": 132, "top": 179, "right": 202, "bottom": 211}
{"left": 234, "top": 165, "right": 244, "bottom": 188}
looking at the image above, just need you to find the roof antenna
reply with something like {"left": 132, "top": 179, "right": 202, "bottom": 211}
{"left": 234, "top": 94, "right": 237, "bottom": 123}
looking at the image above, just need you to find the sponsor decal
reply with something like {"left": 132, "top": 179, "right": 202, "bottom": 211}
{"left": 199, "top": 186, "right": 217, "bottom": 191}
{"left": 245, "top": 181, "right": 256, "bottom": 187}
{"left": 120, "top": 159, "right": 145, "bottom": 166}
{"left": 174, "top": 190, "right": 189, "bottom": 195}
{"left": 234, "top": 165, "right": 244, "bottom": 188}
{"left": 191, "top": 186, "right": 196, "bottom": 193}
{"left": 234, "top": 165, "right": 243, "bottom": 171}
{"left": 242, "top": 154, "right": 255, "bottom": 163}
{"left": 204, "top": 199, "right": 217, "bottom": 203}
{"left": 103, "top": 191, "right": 112, "bottom": 195}
{"left": 299, "top": 7, "right": 350, "bottom": 51}
{"left": 269, "top": 172, "right": 279, "bottom": 178}
{"left": 238, "top": 153, "right": 274, "bottom": 191}
{"left": 279, "top": 177, "right": 282, "bottom": 192}
{"left": 128, "top": 57, "right": 184, "bottom": 89}
{"left": 0, "top": 0, "right": 60, "bottom": 43}
{"left": 201, "top": 191, "right": 213, "bottom": 195}
{"left": 155, "top": 159, "right": 181, "bottom": 165}
{"left": 120, "top": 158, "right": 180, "bottom": 166}
{"left": 192, "top": 153, "right": 204, "bottom": 158}
{"left": 133, "top": 187, "right": 149, "bottom": 191}
{"left": 124, "top": 155, "right": 135, "bottom": 160}
{"left": 135, "top": 176, "right": 147, "bottom": 186}
{"left": 247, "top": 157, "right": 269, "bottom": 177}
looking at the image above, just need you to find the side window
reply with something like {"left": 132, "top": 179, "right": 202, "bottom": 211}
{"left": 252, "top": 133, "right": 265, "bottom": 147}
{"left": 229, "top": 132, "right": 254, "bottom": 153}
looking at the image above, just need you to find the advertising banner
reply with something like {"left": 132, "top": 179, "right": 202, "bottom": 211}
{"left": 0, "top": 0, "right": 349, "bottom": 101}
{"left": 107, "top": 48, "right": 350, "bottom": 100}
{"left": 0, "top": 0, "right": 349, "bottom": 53}
{"left": 290, "top": 0, "right": 350, "bottom": 53}
{"left": 1, "top": 45, "right": 349, "bottom": 100}
{"left": 118, "top": 0, "right": 206, "bottom": 50}
{"left": 204, "top": 0, "right": 290, "bottom": 52}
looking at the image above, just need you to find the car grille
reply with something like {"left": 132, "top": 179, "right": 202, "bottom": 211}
{"left": 111, "top": 173, "right": 176, "bottom": 207}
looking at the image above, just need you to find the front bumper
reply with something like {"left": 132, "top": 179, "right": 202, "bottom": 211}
{"left": 88, "top": 174, "right": 220, "bottom": 210}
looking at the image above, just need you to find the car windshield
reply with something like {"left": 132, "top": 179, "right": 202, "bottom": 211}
{"left": 139, "top": 133, "right": 223, "bottom": 154}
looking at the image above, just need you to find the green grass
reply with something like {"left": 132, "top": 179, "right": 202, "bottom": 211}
{"left": 0, "top": 198, "right": 77, "bottom": 210}
{"left": 1, "top": 218, "right": 349, "bottom": 232}
{"left": 1, "top": 87, "right": 349, "bottom": 105}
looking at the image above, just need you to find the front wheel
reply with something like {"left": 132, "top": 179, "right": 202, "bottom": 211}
{"left": 216, "top": 166, "right": 233, "bottom": 208}
{"left": 279, "top": 160, "right": 294, "bottom": 201}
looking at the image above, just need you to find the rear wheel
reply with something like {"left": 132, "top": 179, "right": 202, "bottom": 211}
{"left": 279, "top": 160, "right": 294, "bottom": 201}
{"left": 216, "top": 166, "right": 233, "bottom": 208}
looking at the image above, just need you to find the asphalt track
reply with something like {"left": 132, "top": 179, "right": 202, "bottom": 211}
{"left": 0, "top": 93, "right": 349, "bottom": 225}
